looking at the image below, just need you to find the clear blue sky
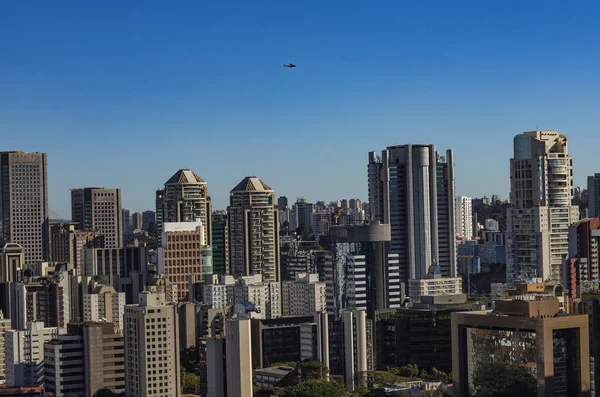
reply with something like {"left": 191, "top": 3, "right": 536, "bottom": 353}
{"left": 2, "top": 1, "right": 600, "bottom": 217}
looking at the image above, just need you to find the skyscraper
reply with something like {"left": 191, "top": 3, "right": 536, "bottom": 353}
{"left": 124, "top": 291, "right": 180, "bottom": 397}
{"left": 506, "top": 131, "right": 579, "bottom": 283}
{"left": 228, "top": 176, "right": 280, "bottom": 282}
{"left": 211, "top": 211, "right": 229, "bottom": 276}
{"left": 589, "top": 173, "right": 600, "bottom": 218}
{"left": 158, "top": 169, "right": 211, "bottom": 245}
{"left": 122, "top": 208, "right": 131, "bottom": 233}
{"left": 368, "top": 145, "right": 457, "bottom": 282}
{"left": 0, "top": 151, "right": 49, "bottom": 265}
{"left": 455, "top": 196, "right": 473, "bottom": 239}
{"left": 71, "top": 187, "right": 123, "bottom": 248}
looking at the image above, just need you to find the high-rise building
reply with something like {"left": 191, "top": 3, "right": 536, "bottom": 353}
{"left": 5, "top": 322, "right": 56, "bottom": 386}
{"left": 292, "top": 198, "right": 315, "bottom": 234}
{"left": 0, "top": 310, "right": 11, "bottom": 384}
{"left": 0, "top": 242, "right": 24, "bottom": 282}
{"left": 226, "top": 318, "right": 253, "bottom": 397}
{"left": 122, "top": 208, "right": 131, "bottom": 234}
{"left": 408, "top": 274, "right": 463, "bottom": 302}
{"left": 589, "top": 174, "right": 600, "bottom": 218}
{"left": 158, "top": 219, "right": 213, "bottom": 301}
{"left": 131, "top": 212, "right": 143, "bottom": 230}
{"left": 211, "top": 212, "right": 229, "bottom": 276}
{"left": 564, "top": 217, "right": 600, "bottom": 298}
{"left": 124, "top": 291, "right": 180, "bottom": 397}
{"left": 158, "top": 169, "right": 211, "bottom": 246}
{"left": 451, "top": 298, "right": 590, "bottom": 396}
{"left": 142, "top": 210, "right": 156, "bottom": 231}
{"left": 0, "top": 151, "right": 49, "bottom": 265}
{"left": 83, "top": 284, "right": 126, "bottom": 333}
{"left": 455, "top": 196, "right": 473, "bottom": 239}
{"left": 48, "top": 221, "right": 104, "bottom": 270}
{"left": 368, "top": 145, "right": 457, "bottom": 282}
{"left": 277, "top": 196, "right": 288, "bottom": 211}
{"left": 506, "top": 131, "right": 579, "bottom": 283}
{"left": 71, "top": 187, "right": 123, "bottom": 248}
{"left": 228, "top": 176, "right": 280, "bottom": 282}
{"left": 44, "top": 333, "right": 85, "bottom": 396}
{"left": 281, "top": 273, "right": 326, "bottom": 317}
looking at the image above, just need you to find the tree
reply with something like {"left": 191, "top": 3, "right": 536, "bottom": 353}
{"left": 181, "top": 371, "right": 200, "bottom": 395}
{"left": 278, "top": 360, "right": 329, "bottom": 387}
{"left": 295, "top": 226, "right": 313, "bottom": 241}
{"left": 180, "top": 346, "right": 201, "bottom": 374}
{"left": 93, "top": 389, "right": 117, "bottom": 397}
{"left": 471, "top": 360, "right": 536, "bottom": 397}
{"left": 284, "top": 379, "right": 348, "bottom": 397}
{"left": 391, "top": 363, "right": 419, "bottom": 378}
{"left": 360, "top": 371, "right": 402, "bottom": 388}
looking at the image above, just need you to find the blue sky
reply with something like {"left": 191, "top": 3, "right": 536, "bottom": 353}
{"left": 2, "top": 1, "right": 600, "bottom": 217}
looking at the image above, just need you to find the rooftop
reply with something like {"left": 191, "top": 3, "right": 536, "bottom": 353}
{"left": 231, "top": 176, "right": 273, "bottom": 192}
{"left": 165, "top": 169, "right": 206, "bottom": 185}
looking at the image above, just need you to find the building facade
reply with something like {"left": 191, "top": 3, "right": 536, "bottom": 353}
{"left": 455, "top": 196, "right": 473, "bottom": 239}
{"left": 211, "top": 212, "right": 229, "bottom": 276}
{"left": 228, "top": 177, "right": 280, "bottom": 282}
{"left": 589, "top": 174, "right": 600, "bottom": 218}
{"left": 368, "top": 145, "right": 457, "bottom": 282}
{"left": 83, "top": 284, "right": 126, "bottom": 333}
{"left": 0, "top": 151, "right": 49, "bottom": 265}
{"left": 5, "top": 322, "right": 56, "bottom": 386}
{"left": 506, "top": 131, "right": 579, "bottom": 283}
{"left": 71, "top": 187, "right": 123, "bottom": 248}
{"left": 281, "top": 273, "right": 326, "bottom": 317}
{"left": 0, "top": 311, "right": 11, "bottom": 384}
{"left": 564, "top": 217, "right": 600, "bottom": 298}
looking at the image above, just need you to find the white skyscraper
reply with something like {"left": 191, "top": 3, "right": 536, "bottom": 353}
{"left": 506, "top": 131, "right": 579, "bottom": 283}
{"left": 455, "top": 196, "right": 473, "bottom": 239}
{"left": 5, "top": 322, "right": 56, "bottom": 386}
{"left": 83, "top": 284, "right": 126, "bottom": 333}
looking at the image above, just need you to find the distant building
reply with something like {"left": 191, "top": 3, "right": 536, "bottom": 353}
{"left": 48, "top": 221, "right": 104, "bottom": 269}
{"left": 0, "top": 311, "right": 11, "bottom": 384}
{"left": 158, "top": 219, "right": 213, "bottom": 301}
{"left": 484, "top": 218, "right": 499, "bottom": 232}
{"left": 280, "top": 239, "right": 318, "bottom": 281}
{"left": 122, "top": 208, "right": 131, "bottom": 234}
{"left": 83, "top": 284, "right": 125, "bottom": 333}
{"left": 455, "top": 196, "right": 473, "bottom": 239}
{"left": 228, "top": 176, "right": 280, "bottom": 282}
{"left": 589, "top": 174, "right": 600, "bottom": 218}
{"left": 277, "top": 196, "right": 288, "bottom": 211}
{"left": 131, "top": 212, "right": 143, "bottom": 230}
{"left": 71, "top": 187, "right": 123, "bottom": 248}
{"left": 368, "top": 146, "right": 457, "bottom": 281}
{"left": 211, "top": 212, "right": 229, "bottom": 276}
{"left": 5, "top": 322, "right": 57, "bottom": 386}
{"left": 292, "top": 198, "right": 315, "bottom": 234}
{"left": 564, "top": 217, "right": 600, "bottom": 299}
{"left": 408, "top": 274, "right": 462, "bottom": 302}
{"left": 142, "top": 210, "right": 155, "bottom": 231}
{"left": 0, "top": 152, "right": 49, "bottom": 265}
{"left": 124, "top": 291, "right": 180, "bottom": 397}
{"left": 0, "top": 243, "right": 24, "bottom": 283}
{"left": 451, "top": 298, "right": 590, "bottom": 397}
{"left": 281, "top": 273, "right": 326, "bottom": 317}
{"left": 457, "top": 255, "right": 481, "bottom": 275}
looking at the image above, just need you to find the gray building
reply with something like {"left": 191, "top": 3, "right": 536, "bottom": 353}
{"left": 589, "top": 174, "right": 600, "bottom": 218}
{"left": 368, "top": 145, "right": 457, "bottom": 282}
{"left": 71, "top": 187, "right": 123, "bottom": 248}
{"left": 0, "top": 151, "right": 49, "bottom": 265}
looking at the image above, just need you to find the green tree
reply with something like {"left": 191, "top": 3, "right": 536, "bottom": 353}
{"left": 471, "top": 360, "right": 536, "bottom": 397}
{"left": 181, "top": 371, "right": 200, "bottom": 395}
{"left": 93, "top": 389, "right": 117, "bottom": 397}
{"left": 284, "top": 379, "right": 348, "bottom": 397}
{"left": 278, "top": 360, "right": 329, "bottom": 387}
{"left": 391, "top": 363, "right": 419, "bottom": 378}
{"left": 180, "top": 346, "right": 201, "bottom": 374}
{"left": 295, "top": 226, "right": 313, "bottom": 241}
{"left": 360, "top": 370, "right": 402, "bottom": 388}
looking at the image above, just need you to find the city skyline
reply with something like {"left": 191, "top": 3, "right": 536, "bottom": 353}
{"left": 2, "top": 2, "right": 600, "bottom": 217}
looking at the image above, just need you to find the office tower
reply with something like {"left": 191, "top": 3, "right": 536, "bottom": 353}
{"left": 506, "top": 131, "right": 579, "bottom": 284}
{"left": 455, "top": 196, "right": 473, "bottom": 239}
{"left": 226, "top": 318, "right": 253, "bottom": 397}
{"left": 48, "top": 221, "right": 104, "bottom": 270}
{"left": 122, "top": 208, "right": 131, "bottom": 233}
{"left": 451, "top": 298, "right": 590, "bottom": 397}
{"left": 589, "top": 174, "right": 600, "bottom": 218}
{"left": 212, "top": 212, "right": 229, "bottom": 276}
{"left": 292, "top": 198, "right": 315, "bottom": 233}
{"left": 124, "top": 291, "right": 180, "bottom": 397}
{"left": 206, "top": 337, "right": 226, "bottom": 397}
{"left": 281, "top": 273, "right": 326, "bottom": 317}
{"left": 158, "top": 220, "right": 213, "bottom": 301}
{"left": 5, "top": 322, "right": 56, "bottom": 386}
{"left": 0, "top": 311, "right": 11, "bottom": 384}
{"left": 44, "top": 332, "right": 85, "bottom": 396}
{"left": 0, "top": 243, "right": 24, "bottom": 282}
{"left": 155, "top": 189, "right": 165, "bottom": 245}
{"left": 280, "top": 240, "right": 318, "bottom": 281}
{"left": 408, "top": 273, "right": 462, "bottom": 302}
{"left": 131, "top": 212, "right": 142, "bottom": 230}
{"left": 158, "top": 169, "right": 211, "bottom": 246}
{"left": 0, "top": 151, "right": 49, "bottom": 266}
{"left": 368, "top": 145, "right": 457, "bottom": 282}
{"left": 299, "top": 312, "right": 330, "bottom": 366}
{"left": 142, "top": 210, "right": 156, "bottom": 231}
{"left": 228, "top": 176, "right": 280, "bottom": 282}
{"left": 340, "top": 309, "right": 372, "bottom": 391}
{"left": 81, "top": 247, "right": 149, "bottom": 303}
{"left": 83, "top": 284, "right": 125, "bottom": 333}
{"left": 71, "top": 187, "right": 123, "bottom": 248}
{"left": 349, "top": 199, "right": 362, "bottom": 210}
{"left": 278, "top": 196, "right": 288, "bottom": 211}
{"left": 321, "top": 223, "right": 401, "bottom": 318}
{"left": 564, "top": 217, "right": 600, "bottom": 298}
{"left": 341, "top": 199, "right": 349, "bottom": 209}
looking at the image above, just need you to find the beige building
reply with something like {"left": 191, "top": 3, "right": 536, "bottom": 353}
{"left": 0, "top": 152, "right": 49, "bottom": 265}
{"left": 0, "top": 242, "right": 24, "bottom": 283}
{"left": 71, "top": 187, "right": 123, "bottom": 248}
{"left": 281, "top": 273, "right": 326, "bottom": 317}
{"left": 507, "top": 131, "right": 579, "bottom": 283}
{"left": 228, "top": 176, "right": 280, "bottom": 282}
{"left": 158, "top": 219, "right": 213, "bottom": 301}
{"left": 83, "top": 284, "right": 126, "bottom": 333}
{"left": 226, "top": 318, "right": 253, "bottom": 397}
{"left": 124, "top": 291, "right": 180, "bottom": 397}
{"left": 0, "top": 311, "right": 11, "bottom": 384}
{"left": 451, "top": 298, "right": 590, "bottom": 396}
{"left": 408, "top": 274, "right": 462, "bottom": 302}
